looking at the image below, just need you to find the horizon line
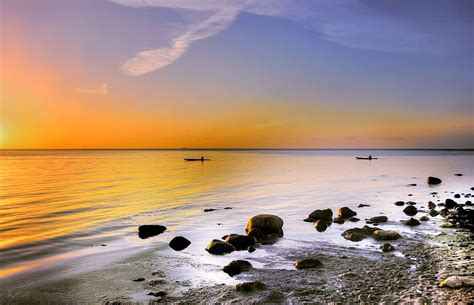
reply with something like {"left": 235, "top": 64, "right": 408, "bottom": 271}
{"left": 1, "top": 148, "right": 473, "bottom": 151}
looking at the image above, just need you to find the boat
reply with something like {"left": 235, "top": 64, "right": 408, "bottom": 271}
{"left": 356, "top": 157, "right": 378, "bottom": 160}
{"left": 184, "top": 158, "right": 210, "bottom": 161}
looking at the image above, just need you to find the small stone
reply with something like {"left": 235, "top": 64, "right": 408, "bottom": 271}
{"left": 314, "top": 220, "right": 328, "bottom": 232}
{"left": 148, "top": 291, "right": 166, "bottom": 298}
{"left": 454, "top": 194, "right": 461, "bottom": 198}
{"left": 403, "top": 218, "right": 420, "bottom": 226}
{"left": 427, "top": 176, "right": 442, "bottom": 185}
{"left": 347, "top": 217, "right": 360, "bottom": 222}
{"left": 205, "top": 239, "right": 235, "bottom": 255}
{"left": 428, "top": 201, "right": 436, "bottom": 210}
{"left": 169, "top": 236, "right": 191, "bottom": 251}
{"left": 358, "top": 204, "right": 370, "bottom": 208}
{"left": 333, "top": 217, "right": 345, "bottom": 224}
{"left": 294, "top": 258, "right": 323, "bottom": 270}
{"left": 305, "top": 209, "right": 333, "bottom": 222}
{"left": 429, "top": 209, "right": 439, "bottom": 217}
{"left": 367, "top": 216, "right": 388, "bottom": 224}
{"left": 403, "top": 206, "right": 418, "bottom": 216}
{"left": 338, "top": 207, "right": 357, "bottom": 218}
{"left": 373, "top": 230, "right": 401, "bottom": 241}
{"left": 222, "top": 260, "right": 252, "bottom": 276}
{"left": 204, "top": 208, "right": 218, "bottom": 212}
{"left": 419, "top": 216, "right": 429, "bottom": 221}
{"left": 247, "top": 246, "right": 256, "bottom": 253}
{"left": 454, "top": 173, "right": 463, "bottom": 176}
{"left": 138, "top": 225, "right": 167, "bottom": 239}
{"left": 394, "top": 201, "right": 405, "bottom": 206}
{"left": 406, "top": 201, "right": 416, "bottom": 205}
{"left": 236, "top": 281, "right": 266, "bottom": 292}
{"left": 440, "top": 221, "right": 454, "bottom": 228}
{"left": 381, "top": 243, "right": 395, "bottom": 252}
{"left": 444, "top": 199, "right": 458, "bottom": 209}
{"left": 133, "top": 278, "right": 145, "bottom": 282}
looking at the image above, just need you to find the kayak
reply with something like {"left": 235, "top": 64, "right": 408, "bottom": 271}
{"left": 356, "top": 157, "right": 378, "bottom": 160}
{"left": 184, "top": 158, "right": 210, "bottom": 161}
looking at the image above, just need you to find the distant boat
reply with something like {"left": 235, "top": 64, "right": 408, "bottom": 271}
{"left": 356, "top": 157, "right": 378, "bottom": 160}
{"left": 184, "top": 158, "right": 210, "bottom": 161}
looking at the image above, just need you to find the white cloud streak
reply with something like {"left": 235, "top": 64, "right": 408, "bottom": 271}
{"left": 76, "top": 83, "right": 108, "bottom": 95}
{"left": 112, "top": 0, "right": 472, "bottom": 76}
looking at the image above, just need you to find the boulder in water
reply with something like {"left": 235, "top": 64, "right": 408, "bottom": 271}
{"left": 168, "top": 236, "right": 191, "bottom": 251}
{"left": 205, "top": 239, "right": 235, "bottom": 255}
{"left": 338, "top": 207, "right": 357, "bottom": 218}
{"left": 304, "top": 209, "right": 333, "bottom": 222}
{"left": 222, "top": 260, "right": 252, "bottom": 276}
{"left": 245, "top": 214, "right": 284, "bottom": 236}
{"left": 333, "top": 217, "right": 345, "bottom": 224}
{"left": 138, "top": 225, "right": 167, "bottom": 239}
{"left": 381, "top": 243, "right": 395, "bottom": 252}
{"left": 403, "top": 218, "right": 420, "bottom": 226}
{"left": 224, "top": 234, "right": 256, "bottom": 251}
{"left": 444, "top": 199, "right": 458, "bottom": 209}
{"left": 394, "top": 201, "right": 405, "bottom": 206}
{"left": 367, "top": 216, "right": 388, "bottom": 224}
{"left": 419, "top": 216, "right": 429, "bottom": 221}
{"left": 403, "top": 206, "right": 418, "bottom": 216}
{"left": 314, "top": 220, "right": 328, "bottom": 232}
{"left": 429, "top": 209, "right": 439, "bottom": 217}
{"left": 428, "top": 201, "right": 436, "bottom": 210}
{"left": 427, "top": 176, "right": 442, "bottom": 185}
{"left": 373, "top": 230, "right": 401, "bottom": 241}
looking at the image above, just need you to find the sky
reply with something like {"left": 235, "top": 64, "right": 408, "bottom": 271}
{"left": 1, "top": 0, "right": 473, "bottom": 149}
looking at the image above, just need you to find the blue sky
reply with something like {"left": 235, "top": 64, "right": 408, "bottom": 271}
{"left": 1, "top": 0, "right": 473, "bottom": 148}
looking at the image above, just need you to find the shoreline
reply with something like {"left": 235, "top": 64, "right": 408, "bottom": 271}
{"left": 1, "top": 201, "right": 472, "bottom": 304}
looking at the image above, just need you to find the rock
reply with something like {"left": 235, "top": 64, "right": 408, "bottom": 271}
{"left": 338, "top": 207, "right": 357, "bottom": 218}
{"left": 427, "top": 176, "right": 442, "bottom": 185}
{"left": 444, "top": 199, "right": 458, "bottom": 209}
{"left": 138, "top": 225, "right": 167, "bottom": 239}
{"left": 347, "top": 217, "right": 360, "bottom": 222}
{"left": 304, "top": 209, "right": 333, "bottom": 222}
{"left": 204, "top": 208, "right": 218, "bottom": 212}
{"left": 341, "top": 228, "right": 369, "bottom": 242}
{"left": 381, "top": 243, "right": 395, "bottom": 252}
{"left": 247, "top": 228, "right": 265, "bottom": 241}
{"left": 358, "top": 204, "right": 370, "bottom": 208}
{"left": 205, "top": 239, "right": 235, "bottom": 255}
{"left": 333, "top": 217, "right": 345, "bottom": 224}
{"left": 406, "top": 201, "right": 416, "bottom": 206}
{"left": 148, "top": 291, "right": 167, "bottom": 298}
{"left": 394, "top": 201, "right": 405, "bottom": 206}
{"left": 429, "top": 209, "right": 439, "bottom": 217}
{"left": 440, "top": 221, "right": 454, "bottom": 228}
{"left": 407, "top": 183, "right": 417, "bottom": 187}
{"left": 294, "top": 258, "right": 323, "bottom": 270}
{"left": 439, "top": 208, "right": 448, "bottom": 217}
{"left": 236, "top": 281, "right": 266, "bottom": 292}
{"left": 222, "top": 260, "right": 252, "bottom": 276}
{"left": 367, "top": 216, "right": 388, "bottom": 224}
{"left": 248, "top": 246, "right": 256, "bottom": 253}
{"left": 466, "top": 200, "right": 472, "bottom": 206}
{"left": 245, "top": 214, "right": 284, "bottom": 236}
{"left": 314, "top": 220, "right": 328, "bottom": 232}
{"left": 403, "top": 218, "right": 420, "bottom": 226}
{"left": 454, "top": 173, "right": 463, "bottom": 176}
{"left": 439, "top": 276, "right": 474, "bottom": 288}
{"left": 373, "top": 230, "right": 401, "bottom": 241}
{"left": 454, "top": 194, "right": 461, "bottom": 198}
{"left": 224, "top": 234, "right": 257, "bottom": 251}
{"left": 224, "top": 207, "right": 233, "bottom": 209}
{"left": 169, "top": 236, "right": 191, "bottom": 251}
{"left": 403, "top": 206, "right": 418, "bottom": 216}
{"left": 133, "top": 278, "right": 145, "bottom": 282}
{"left": 419, "top": 216, "right": 429, "bottom": 221}
{"left": 428, "top": 201, "right": 436, "bottom": 210}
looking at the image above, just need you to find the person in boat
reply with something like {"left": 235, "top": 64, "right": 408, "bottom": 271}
{"left": 368, "top": 155, "right": 372, "bottom": 160}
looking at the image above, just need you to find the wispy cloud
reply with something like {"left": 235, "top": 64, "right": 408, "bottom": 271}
{"left": 112, "top": 0, "right": 473, "bottom": 76}
{"left": 76, "top": 83, "right": 108, "bottom": 95}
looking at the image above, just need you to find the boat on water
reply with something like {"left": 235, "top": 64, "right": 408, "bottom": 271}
{"left": 184, "top": 157, "right": 210, "bottom": 161}
{"left": 356, "top": 156, "right": 378, "bottom": 160}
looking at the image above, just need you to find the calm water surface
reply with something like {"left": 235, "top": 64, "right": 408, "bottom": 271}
{"left": 0, "top": 150, "right": 473, "bottom": 282}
